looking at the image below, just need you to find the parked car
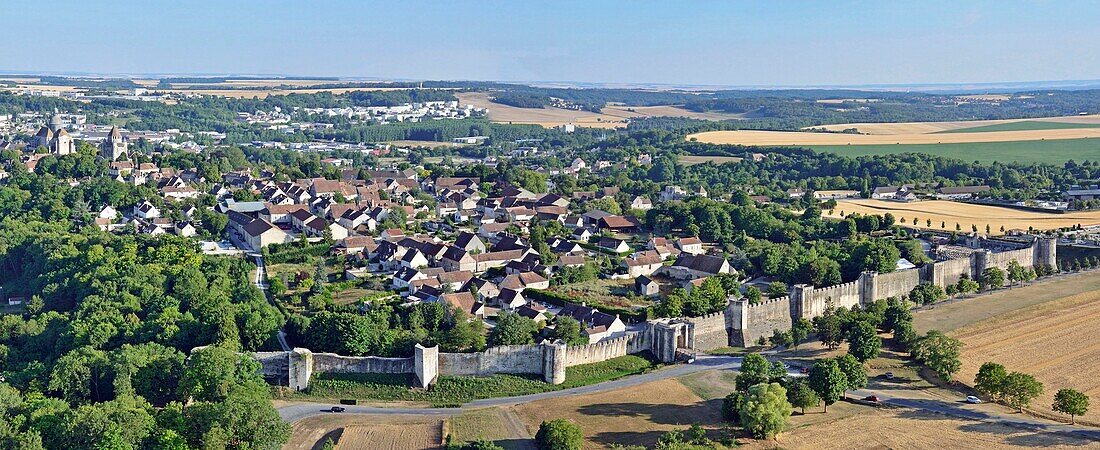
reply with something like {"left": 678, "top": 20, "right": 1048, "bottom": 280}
{"left": 863, "top": 395, "right": 881, "bottom": 403}
{"left": 966, "top": 396, "right": 982, "bottom": 404}
{"left": 884, "top": 372, "right": 895, "bottom": 380}
{"left": 330, "top": 406, "right": 346, "bottom": 412}
{"left": 799, "top": 367, "right": 810, "bottom": 374}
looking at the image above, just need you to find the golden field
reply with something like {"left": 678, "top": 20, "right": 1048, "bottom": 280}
{"left": 823, "top": 199, "right": 1100, "bottom": 234}
{"left": 811, "top": 114, "right": 1100, "bottom": 135}
{"left": 950, "top": 285, "right": 1100, "bottom": 425}
{"left": 283, "top": 414, "right": 443, "bottom": 450}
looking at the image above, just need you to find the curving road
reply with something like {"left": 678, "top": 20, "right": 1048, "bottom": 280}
{"left": 277, "top": 354, "right": 749, "bottom": 423}
{"left": 277, "top": 354, "right": 1100, "bottom": 443}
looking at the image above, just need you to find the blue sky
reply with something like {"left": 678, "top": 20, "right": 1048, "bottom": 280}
{"left": 2, "top": 0, "right": 1098, "bottom": 86}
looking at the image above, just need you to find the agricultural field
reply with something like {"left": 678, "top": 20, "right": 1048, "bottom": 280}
{"left": 823, "top": 199, "right": 1100, "bottom": 234}
{"left": 457, "top": 92, "right": 627, "bottom": 129}
{"left": 679, "top": 155, "right": 743, "bottom": 166}
{"left": 688, "top": 114, "right": 1100, "bottom": 164}
{"left": 686, "top": 128, "right": 1100, "bottom": 146}
{"left": 947, "top": 282, "right": 1100, "bottom": 425}
{"left": 602, "top": 104, "right": 746, "bottom": 121}
{"left": 513, "top": 378, "right": 723, "bottom": 449}
{"left": 809, "top": 114, "right": 1100, "bottom": 134}
{"left": 807, "top": 138, "right": 1100, "bottom": 164}
{"left": 283, "top": 414, "right": 444, "bottom": 450}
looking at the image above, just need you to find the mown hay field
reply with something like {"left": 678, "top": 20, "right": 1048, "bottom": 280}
{"left": 949, "top": 286, "right": 1100, "bottom": 425}
{"left": 823, "top": 199, "right": 1100, "bottom": 233}
{"left": 283, "top": 414, "right": 443, "bottom": 450}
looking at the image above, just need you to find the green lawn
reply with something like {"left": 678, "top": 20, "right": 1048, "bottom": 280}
{"left": 937, "top": 120, "right": 1100, "bottom": 133}
{"left": 809, "top": 138, "right": 1100, "bottom": 164}
{"left": 296, "top": 353, "right": 660, "bottom": 406}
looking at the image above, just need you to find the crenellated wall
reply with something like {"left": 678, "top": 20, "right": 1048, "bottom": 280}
{"left": 438, "top": 344, "right": 545, "bottom": 376}
{"left": 564, "top": 329, "right": 652, "bottom": 366}
{"left": 683, "top": 310, "right": 732, "bottom": 351}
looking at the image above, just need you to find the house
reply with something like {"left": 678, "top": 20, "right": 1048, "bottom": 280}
{"left": 570, "top": 227, "right": 592, "bottom": 241}
{"left": 515, "top": 303, "right": 548, "bottom": 324}
{"left": 557, "top": 254, "right": 587, "bottom": 268}
{"left": 635, "top": 275, "right": 660, "bottom": 296}
{"left": 134, "top": 201, "right": 160, "bottom": 220}
{"left": 495, "top": 288, "right": 527, "bottom": 310}
{"left": 597, "top": 215, "right": 640, "bottom": 232}
{"left": 871, "top": 185, "right": 916, "bottom": 201}
{"left": 393, "top": 266, "right": 427, "bottom": 290}
{"left": 174, "top": 221, "right": 197, "bottom": 237}
{"left": 441, "top": 246, "right": 477, "bottom": 272}
{"left": 622, "top": 252, "right": 663, "bottom": 277}
{"left": 454, "top": 231, "right": 487, "bottom": 253}
{"left": 334, "top": 236, "right": 379, "bottom": 255}
{"left": 439, "top": 292, "right": 485, "bottom": 318}
{"left": 557, "top": 303, "right": 627, "bottom": 343}
{"left": 227, "top": 211, "right": 292, "bottom": 251}
{"left": 381, "top": 228, "right": 405, "bottom": 241}
{"left": 498, "top": 272, "right": 549, "bottom": 291}
{"left": 398, "top": 248, "right": 430, "bottom": 269}
{"left": 786, "top": 188, "right": 806, "bottom": 199}
{"left": 936, "top": 185, "right": 991, "bottom": 200}
{"left": 813, "top": 190, "right": 861, "bottom": 200}
{"left": 596, "top": 237, "right": 630, "bottom": 254}
{"left": 675, "top": 237, "right": 704, "bottom": 255}
{"left": 463, "top": 277, "right": 501, "bottom": 301}
{"left": 98, "top": 205, "right": 118, "bottom": 220}
{"left": 630, "top": 196, "right": 652, "bottom": 210}
{"left": 663, "top": 254, "right": 734, "bottom": 280}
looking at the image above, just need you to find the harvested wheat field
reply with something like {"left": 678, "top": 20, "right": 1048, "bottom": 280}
{"left": 457, "top": 92, "right": 626, "bottom": 129}
{"left": 283, "top": 414, "right": 443, "bottom": 450}
{"left": 950, "top": 287, "right": 1100, "bottom": 425}
{"left": 823, "top": 199, "right": 1100, "bottom": 234}
{"left": 742, "top": 407, "right": 1097, "bottom": 449}
{"left": 513, "top": 378, "right": 721, "bottom": 449}
{"left": 687, "top": 128, "right": 1100, "bottom": 146}
{"left": 602, "top": 104, "right": 745, "bottom": 121}
{"left": 158, "top": 86, "right": 412, "bottom": 98}
{"left": 808, "top": 114, "right": 1100, "bottom": 135}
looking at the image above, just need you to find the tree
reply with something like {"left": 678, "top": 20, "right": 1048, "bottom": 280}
{"left": 1006, "top": 260, "right": 1027, "bottom": 284}
{"left": 738, "top": 383, "right": 792, "bottom": 439}
{"left": 1053, "top": 389, "right": 1089, "bottom": 424}
{"left": 535, "top": 419, "right": 583, "bottom": 450}
{"left": 790, "top": 318, "right": 812, "bottom": 349}
{"left": 955, "top": 276, "right": 980, "bottom": 294}
{"left": 744, "top": 286, "right": 763, "bottom": 305}
{"left": 835, "top": 354, "right": 867, "bottom": 398}
{"left": 766, "top": 281, "right": 787, "bottom": 298}
{"left": 786, "top": 380, "right": 820, "bottom": 415}
{"left": 1002, "top": 372, "right": 1043, "bottom": 412}
{"left": 722, "top": 391, "right": 745, "bottom": 423}
{"left": 846, "top": 320, "right": 881, "bottom": 362}
{"left": 736, "top": 353, "right": 772, "bottom": 392}
{"left": 551, "top": 316, "right": 588, "bottom": 345}
{"left": 813, "top": 311, "right": 844, "bottom": 350}
{"left": 488, "top": 312, "right": 538, "bottom": 346}
{"left": 910, "top": 331, "right": 963, "bottom": 382}
{"left": 807, "top": 359, "right": 847, "bottom": 413}
{"left": 769, "top": 329, "right": 792, "bottom": 348}
{"left": 974, "top": 362, "right": 1008, "bottom": 401}
{"left": 980, "top": 267, "right": 1005, "bottom": 291}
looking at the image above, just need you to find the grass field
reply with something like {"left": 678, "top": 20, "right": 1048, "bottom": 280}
{"left": 810, "top": 114, "right": 1100, "bottom": 134}
{"left": 948, "top": 282, "right": 1100, "bottom": 424}
{"left": 809, "top": 138, "right": 1100, "bottom": 164}
{"left": 823, "top": 199, "right": 1100, "bottom": 233}
{"left": 938, "top": 120, "right": 1100, "bottom": 133}
{"left": 299, "top": 354, "right": 659, "bottom": 405}
{"left": 687, "top": 129, "right": 1100, "bottom": 146}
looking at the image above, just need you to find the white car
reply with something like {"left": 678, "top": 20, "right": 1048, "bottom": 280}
{"left": 965, "top": 395, "right": 982, "bottom": 404}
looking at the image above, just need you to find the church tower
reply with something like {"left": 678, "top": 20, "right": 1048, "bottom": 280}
{"left": 100, "top": 127, "right": 128, "bottom": 161}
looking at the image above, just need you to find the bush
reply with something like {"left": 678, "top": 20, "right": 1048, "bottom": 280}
{"left": 536, "top": 419, "right": 583, "bottom": 450}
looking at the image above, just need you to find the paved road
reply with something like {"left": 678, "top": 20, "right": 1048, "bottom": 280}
{"left": 853, "top": 385, "right": 1100, "bottom": 441}
{"left": 277, "top": 354, "right": 748, "bottom": 423}
{"left": 277, "top": 354, "right": 1100, "bottom": 443}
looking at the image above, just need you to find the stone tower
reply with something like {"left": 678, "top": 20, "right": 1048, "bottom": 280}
{"left": 100, "top": 127, "right": 128, "bottom": 161}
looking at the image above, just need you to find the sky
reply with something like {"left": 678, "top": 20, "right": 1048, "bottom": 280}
{"left": 2, "top": 0, "right": 1099, "bottom": 87}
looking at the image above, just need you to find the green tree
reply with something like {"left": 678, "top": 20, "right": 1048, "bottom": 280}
{"left": 910, "top": 331, "right": 963, "bottom": 382}
{"left": 974, "top": 362, "right": 1008, "bottom": 401}
{"left": 736, "top": 353, "right": 772, "bottom": 392}
{"left": 786, "top": 380, "right": 820, "bottom": 415}
{"left": 980, "top": 267, "right": 1005, "bottom": 290}
{"left": 813, "top": 311, "right": 844, "bottom": 350}
{"left": 488, "top": 312, "right": 538, "bottom": 346}
{"left": 790, "top": 318, "right": 812, "bottom": 349}
{"left": 846, "top": 320, "right": 881, "bottom": 362}
{"left": 1002, "top": 372, "right": 1043, "bottom": 412}
{"left": 722, "top": 391, "right": 745, "bottom": 423}
{"left": 835, "top": 354, "right": 867, "bottom": 398}
{"left": 535, "top": 419, "right": 583, "bottom": 450}
{"left": 738, "top": 382, "right": 792, "bottom": 440}
{"left": 766, "top": 281, "right": 787, "bottom": 298}
{"left": 551, "top": 316, "right": 588, "bottom": 345}
{"left": 1053, "top": 389, "right": 1089, "bottom": 424}
{"left": 807, "top": 359, "right": 848, "bottom": 413}
{"left": 744, "top": 286, "right": 763, "bottom": 305}
{"left": 179, "top": 346, "right": 260, "bottom": 402}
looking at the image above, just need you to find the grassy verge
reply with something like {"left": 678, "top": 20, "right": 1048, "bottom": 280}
{"left": 295, "top": 353, "right": 660, "bottom": 406}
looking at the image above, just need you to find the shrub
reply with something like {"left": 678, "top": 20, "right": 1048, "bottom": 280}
{"left": 536, "top": 419, "right": 583, "bottom": 450}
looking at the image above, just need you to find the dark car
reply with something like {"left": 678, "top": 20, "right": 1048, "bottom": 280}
{"left": 863, "top": 395, "right": 881, "bottom": 403}
{"left": 330, "top": 406, "right": 346, "bottom": 413}
{"left": 799, "top": 367, "right": 809, "bottom": 374}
